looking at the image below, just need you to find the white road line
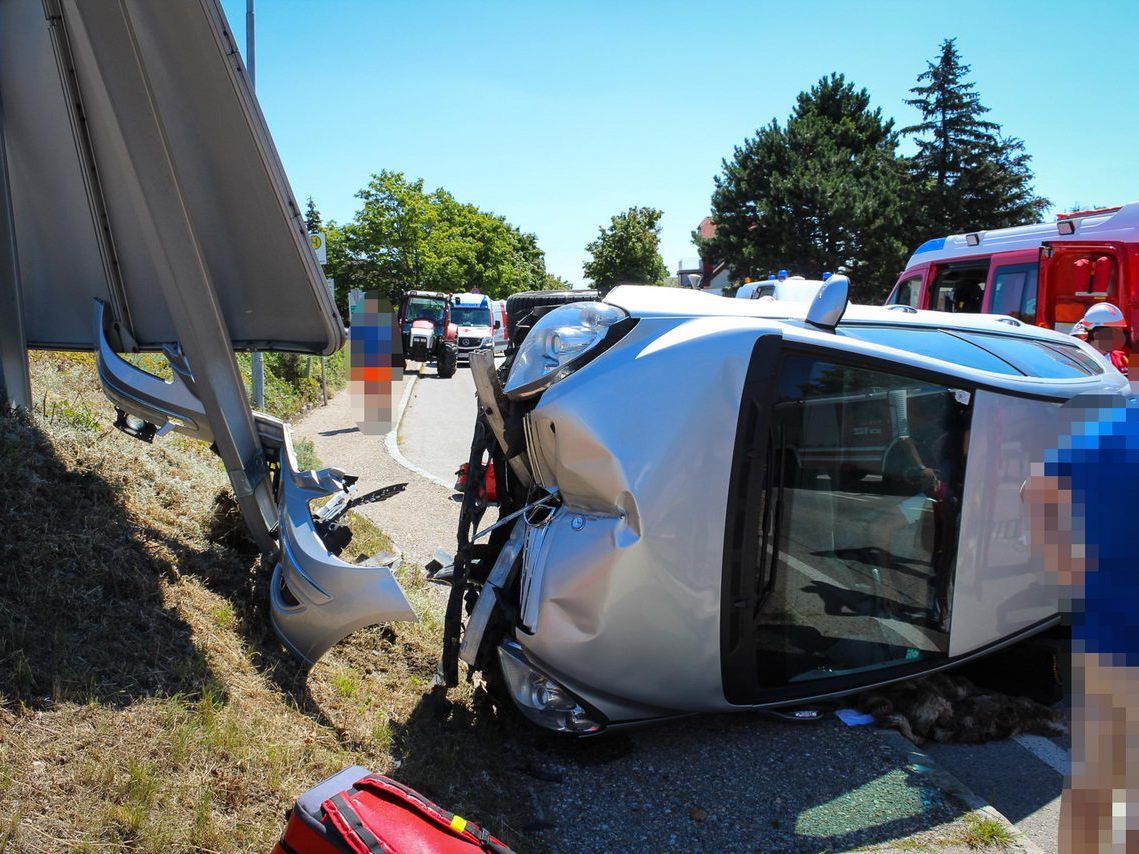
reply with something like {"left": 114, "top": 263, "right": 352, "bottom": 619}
{"left": 382, "top": 373, "right": 456, "bottom": 490}
{"left": 1014, "top": 734, "right": 1070, "bottom": 777}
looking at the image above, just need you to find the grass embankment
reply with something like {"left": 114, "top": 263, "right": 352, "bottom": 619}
{"left": 0, "top": 352, "right": 538, "bottom": 852}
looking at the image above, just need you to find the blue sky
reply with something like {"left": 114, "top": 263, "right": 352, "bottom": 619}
{"left": 220, "top": 0, "right": 1139, "bottom": 286}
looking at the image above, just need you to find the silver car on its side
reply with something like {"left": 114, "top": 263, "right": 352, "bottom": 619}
{"left": 439, "top": 280, "right": 1127, "bottom": 733}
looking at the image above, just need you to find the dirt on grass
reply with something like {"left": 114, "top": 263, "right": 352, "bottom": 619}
{"left": 0, "top": 353, "right": 541, "bottom": 852}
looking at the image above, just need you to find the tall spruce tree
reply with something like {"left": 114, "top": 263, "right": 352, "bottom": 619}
{"left": 903, "top": 39, "right": 1048, "bottom": 234}
{"left": 703, "top": 74, "right": 907, "bottom": 302}
{"left": 304, "top": 196, "right": 323, "bottom": 234}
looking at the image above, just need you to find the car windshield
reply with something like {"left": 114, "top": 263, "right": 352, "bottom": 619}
{"left": 406, "top": 298, "right": 444, "bottom": 324}
{"left": 451, "top": 306, "right": 491, "bottom": 327}
{"left": 726, "top": 355, "right": 969, "bottom": 698}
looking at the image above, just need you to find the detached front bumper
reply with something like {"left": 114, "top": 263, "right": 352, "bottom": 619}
{"left": 94, "top": 300, "right": 417, "bottom": 666}
{"left": 269, "top": 433, "right": 416, "bottom": 666}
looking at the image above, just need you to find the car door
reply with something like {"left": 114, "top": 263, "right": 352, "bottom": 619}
{"left": 722, "top": 347, "right": 974, "bottom": 704}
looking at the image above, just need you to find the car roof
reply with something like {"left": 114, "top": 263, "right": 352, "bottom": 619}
{"left": 604, "top": 285, "right": 1131, "bottom": 397}
{"left": 2, "top": 0, "right": 343, "bottom": 354}
{"left": 605, "top": 284, "right": 1041, "bottom": 335}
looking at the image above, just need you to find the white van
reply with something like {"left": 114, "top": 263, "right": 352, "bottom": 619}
{"left": 738, "top": 277, "right": 827, "bottom": 302}
{"left": 491, "top": 300, "right": 508, "bottom": 352}
{"left": 450, "top": 293, "right": 496, "bottom": 359}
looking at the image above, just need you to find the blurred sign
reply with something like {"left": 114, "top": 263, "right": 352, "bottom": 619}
{"left": 310, "top": 232, "right": 327, "bottom": 264}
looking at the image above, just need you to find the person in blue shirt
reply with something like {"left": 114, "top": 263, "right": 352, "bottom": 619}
{"left": 1023, "top": 398, "right": 1139, "bottom": 852}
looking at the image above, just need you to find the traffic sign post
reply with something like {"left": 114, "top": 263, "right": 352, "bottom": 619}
{"left": 310, "top": 232, "right": 327, "bottom": 265}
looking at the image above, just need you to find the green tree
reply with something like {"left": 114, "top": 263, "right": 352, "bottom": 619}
{"left": 903, "top": 39, "right": 1048, "bottom": 234}
{"left": 583, "top": 207, "right": 668, "bottom": 291}
{"left": 304, "top": 197, "right": 323, "bottom": 234}
{"left": 325, "top": 170, "right": 559, "bottom": 310}
{"left": 703, "top": 74, "right": 907, "bottom": 301}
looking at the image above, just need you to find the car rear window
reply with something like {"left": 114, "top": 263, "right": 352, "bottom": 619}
{"left": 837, "top": 325, "right": 1104, "bottom": 378}
{"left": 837, "top": 326, "right": 1021, "bottom": 375}
{"left": 953, "top": 331, "right": 1104, "bottom": 378}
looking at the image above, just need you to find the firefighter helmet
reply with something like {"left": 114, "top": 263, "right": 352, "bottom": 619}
{"left": 1080, "top": 302, "right": 1127, "bottom": 330}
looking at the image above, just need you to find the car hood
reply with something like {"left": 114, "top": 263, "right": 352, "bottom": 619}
{"left": 1, "top": 0, "right": 344, "bottom": 354}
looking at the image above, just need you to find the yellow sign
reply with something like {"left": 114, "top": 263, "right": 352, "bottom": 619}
{"left": 310, "top": 232, "right": 327, "bottom": 264}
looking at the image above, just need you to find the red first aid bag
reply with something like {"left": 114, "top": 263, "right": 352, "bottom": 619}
{"left": 273, "top": 766, "right": 514, "bottom": 854}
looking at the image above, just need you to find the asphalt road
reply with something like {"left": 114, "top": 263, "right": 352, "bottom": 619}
{"left": 398, "top": 358, "right": 489, "bottom": 485}
{"left": 394, "top": 357, "right": 1068, "bottom": 852}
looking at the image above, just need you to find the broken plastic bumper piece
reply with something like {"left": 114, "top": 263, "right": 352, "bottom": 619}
{"left": 270, "top": 430, "right": 416, "bottom": 666}
{"left": 94, "top": 299, "right": 416, "bottom": 665}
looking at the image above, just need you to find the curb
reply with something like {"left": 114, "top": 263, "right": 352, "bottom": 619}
{"left": 873, "top": 729, "right": 1046, "bottom": 853}
{"left": 383, "top": 371, "right": 455, "bottom": 490}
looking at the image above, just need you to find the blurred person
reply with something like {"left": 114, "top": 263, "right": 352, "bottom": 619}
{"left": 350, "top": 292, "right": 402, "bottom": 435}
{"left": 1022, "top": 398, "right": 1139, "bottom": 852}
{"left": 1080, "top": 302, "right": 1129, "bottom": 376}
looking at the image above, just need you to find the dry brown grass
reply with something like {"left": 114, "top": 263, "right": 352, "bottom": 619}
{"left": 0, "top": 353, "right": 544, "bottom": 852}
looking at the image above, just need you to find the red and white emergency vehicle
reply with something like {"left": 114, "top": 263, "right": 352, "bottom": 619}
{"left": 885, "top": 203, "right": 1139, "bottom": 364}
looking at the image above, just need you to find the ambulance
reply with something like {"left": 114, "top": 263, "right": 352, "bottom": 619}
{"left": 885, "top": 203, "right": 1139, "bottom": 363}
{"left": 449, "top": 292, "right": 497, "bottom": 359}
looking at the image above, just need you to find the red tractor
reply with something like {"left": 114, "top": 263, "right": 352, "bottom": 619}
{"left": 398, "top": 290, "right": 458, "bottom": 378}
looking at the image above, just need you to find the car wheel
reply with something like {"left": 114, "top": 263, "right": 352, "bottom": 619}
{"left": 437, "top": 342, "right": 458, "bottom": 378}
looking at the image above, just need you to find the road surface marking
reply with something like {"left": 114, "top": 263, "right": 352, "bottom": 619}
{"left": 383, "top": 374, "right": 456, "bottom": 490}
{"left": 1013, "top": 734, "right": 1070, "bottom": 777}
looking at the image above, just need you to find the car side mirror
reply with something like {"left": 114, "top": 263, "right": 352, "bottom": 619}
{"left": 494, "top": 320, "right": 501, "bottom": 329}
{"left": 806, "top": 275, "right": 850, "bottom": 331}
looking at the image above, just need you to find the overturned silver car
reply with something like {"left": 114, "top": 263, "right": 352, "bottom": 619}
{"left": 441, "top": 280, "right": 1128, "bottom": 733}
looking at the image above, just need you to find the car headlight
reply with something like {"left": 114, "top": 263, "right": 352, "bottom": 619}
{"left": 481, "top": 336, "right": 494, "bottom": 347}
{"left": 497, "top": 640, "right": 603, "bottom": 733}
{"left": 504, "top": 302, "right": 631, "bottom": 399}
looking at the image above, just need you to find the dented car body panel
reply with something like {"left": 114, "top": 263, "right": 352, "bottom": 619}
{"left": 451, "top": 284, "right": 1129, "bottom": 731}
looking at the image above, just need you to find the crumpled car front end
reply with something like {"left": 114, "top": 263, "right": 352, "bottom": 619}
{"left": 448, "top": 296, "right": 778, "bottom": 729}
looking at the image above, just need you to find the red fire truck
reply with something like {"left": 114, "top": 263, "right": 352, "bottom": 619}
{"left": 885, "top": 203, "right": 1139, "bottom": 362}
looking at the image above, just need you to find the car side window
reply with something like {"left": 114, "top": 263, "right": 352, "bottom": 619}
{"left": 889, "top": 275, "right": 922, "bottom": 308}
{"left": 930, "top": 262, "right": 989, "bottom": 313}
{"left": 989, "top": 263, "right": 1039, "bottom": 323}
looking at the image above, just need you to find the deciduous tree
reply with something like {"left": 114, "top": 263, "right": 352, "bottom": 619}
{"left": 704, "top": 74, "right": 907, "bottom": 301}
{"left": 583, "top": 207, "right": 668, "bottom": 291}
{"left": 325, "top": 171, "right": 558, "bottom": 311}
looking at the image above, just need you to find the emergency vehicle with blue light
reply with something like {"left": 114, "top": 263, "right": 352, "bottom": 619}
{"left": 885, "top": 203, "right": 1139, "bottom": 366}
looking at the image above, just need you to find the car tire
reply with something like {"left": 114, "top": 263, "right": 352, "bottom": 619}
{"left": 505, "top": 289, "right": 599, "bottom": 341}
{"left": 437, "top": 342, "right": 458, "bottom": 378}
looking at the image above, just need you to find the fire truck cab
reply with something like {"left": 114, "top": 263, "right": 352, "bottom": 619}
{"left": 886, "top": 203, "right": 1139, "bottom": 360}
